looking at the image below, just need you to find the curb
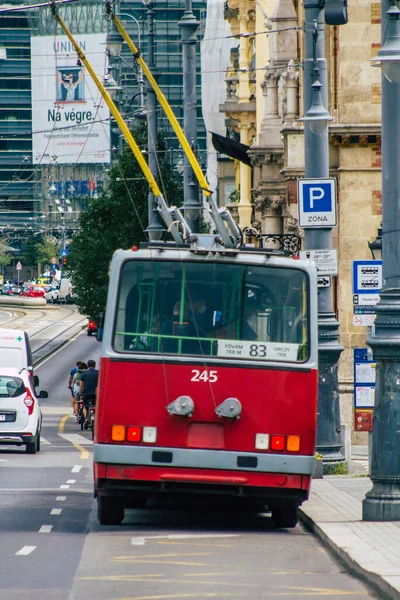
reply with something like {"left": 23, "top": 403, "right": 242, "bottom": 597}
{"left": 299, "top": 509, "right": 400, "bottom": 600}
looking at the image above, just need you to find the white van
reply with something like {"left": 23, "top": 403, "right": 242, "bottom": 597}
{"left": 58, "top": 278, "right": 74, "bottom": 304}
{"left": 0, "top": 329, "right": 34, "bottom": 376}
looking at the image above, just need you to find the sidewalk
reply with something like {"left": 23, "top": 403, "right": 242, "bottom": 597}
{"left": 300, "top": 448, "right": 400, "bottom": 599}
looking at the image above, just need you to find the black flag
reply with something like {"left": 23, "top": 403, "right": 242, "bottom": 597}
{"left": 211, "top": 132, "right": 252, "bottom": 167}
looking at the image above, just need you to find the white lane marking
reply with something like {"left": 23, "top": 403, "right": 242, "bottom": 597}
{"left": 50, "top": 508, "right": 62, "bottom": 515}
{"left": 131, "top": 534, "right": 239, "bottom": 546}
{"left": 39, "top": 525, "right": 53, "bottom": 533}
{"left": 58, "top": 433, "right": 93, "bottom": 446}
{"left": 0, "top": 459, "right": 8, "bottom": 462}
{"left": 71, "top": 465, "right": 82, "bottom": 473}
{"left": 56, "top": 496, "right": 66, "bottom": 501}
{"left": 60, "top": 484, "right": 70, "bottom": 490}
{"left": 15, "top": 545, "right": 36, "bottom": 556}
{"left": 66, "top": 479, "right": 76, "bottom": 484}
{"left": 40, "top": 437, "right": 51, "bottom": 445}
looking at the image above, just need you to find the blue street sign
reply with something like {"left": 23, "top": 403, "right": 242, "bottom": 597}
{"left": 297, "top": 178, "right": 337, "bottom": 228}
{"left": 353, "top": 260, "right": 382, "bottom": 294}
{"left": 60, "top": 248, "right": 68, "bottom": 258}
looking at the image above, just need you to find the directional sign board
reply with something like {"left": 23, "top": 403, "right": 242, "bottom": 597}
{"left": 353, "top": 293, "right": 380, "bottom": 306}
{"left": 297, "top": 178, "right": 337, "bottom": 228}
{"left": 353, "top": 260, "right": 382, "bottom": 294}
{"left": 299, "top": 249, "right": 338, "bottom": 276}
{"left": 317, "top": 276, "right": 331, "bottom": 288}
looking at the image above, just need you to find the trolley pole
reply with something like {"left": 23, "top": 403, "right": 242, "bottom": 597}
{"left": 303, "top": 9, "right": 344, "bottom": 471}
{"left": 363, "top": 0, "right": 400, "bottom": 520}
{"left": 143, "top": 0, "right": 164, "bottom": 241}
{"left": 179, "top": 0, "right": 201, "bottom": 234}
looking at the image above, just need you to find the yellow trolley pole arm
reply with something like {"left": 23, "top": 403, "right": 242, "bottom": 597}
{"left": 51, "top": 8, "right": 162, "bottom": 199}
{"left": 112, "top": 14, "right": 212, "bottom": 197}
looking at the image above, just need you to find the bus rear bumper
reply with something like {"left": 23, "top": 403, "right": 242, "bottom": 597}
{"left": 94, "top": 463, "right": 311, "bottom": 505}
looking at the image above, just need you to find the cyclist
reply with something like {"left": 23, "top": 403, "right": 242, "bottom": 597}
{"left": 79, "top": 359, "right": 98, "bottom": 428}
{"left": 68, "top": 361, "right": 81, "bottom": 418}
{"left": 72, "top": 362, "right": 87, "bottom": 423}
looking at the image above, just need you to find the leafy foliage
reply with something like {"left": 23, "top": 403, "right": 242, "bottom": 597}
{"left": 0, "top": 240, "right": 11, "bottom": 270}
{"left": 67, "top": 124, "right": 183, "bottom": 319}
{"left": 35, "top": 235, "right": 60, "bottom": 265}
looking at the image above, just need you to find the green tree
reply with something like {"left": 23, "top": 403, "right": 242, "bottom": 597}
{"left": 0, "top": 240, "right": 11, "bottom": 278}
{"left": 35, "top": 235, "right": 60, "bottom": 266}
{"left": 67, "top": 124, "right": 183, "bottom": 319}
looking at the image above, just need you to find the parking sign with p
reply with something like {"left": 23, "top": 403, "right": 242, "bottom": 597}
{"left": 297, "top": 178, "right": 337, "bottom": 228}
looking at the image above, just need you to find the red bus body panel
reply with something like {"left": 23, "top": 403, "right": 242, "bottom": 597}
{"left": 94, "top": 358, "right": 317, "bottom": 502}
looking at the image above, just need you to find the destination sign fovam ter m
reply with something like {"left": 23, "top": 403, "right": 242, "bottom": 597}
{"left": 217, "top": 340, "right": 299, "bottom": 362}
{"left": 297, "top": 178, "right": 337, "bottom": 228}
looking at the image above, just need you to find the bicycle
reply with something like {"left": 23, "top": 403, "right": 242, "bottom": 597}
{"left": 76, "top": 398, "right": 85, "bottom": 430}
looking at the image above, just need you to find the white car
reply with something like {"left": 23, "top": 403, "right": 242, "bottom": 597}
{"left": 44, "top": 285, "right": 59, "bottom": 304}
{"left": 0, "top": 368, "right": 47, "bottom": 454}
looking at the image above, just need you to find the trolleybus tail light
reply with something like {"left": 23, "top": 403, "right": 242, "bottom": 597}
{"left": 143, "top": 426, "right": 157, "bottom": 443}
{"left": 255, "top": 433, "right": 269, "bottom": 450}
{"left": 111, "top": 425, "right": 125, "bottom": 441}
{"left": 287, "top": 435, "right": 301, "bottom": 452}
{"left": 271, "top": 435, "right": 285, "bottom": 451}
{"left": 127, "top": 426, "right": 142, "bottom": 442}
{"left": 23, "top": 390, "right": 35, "bottom": 415}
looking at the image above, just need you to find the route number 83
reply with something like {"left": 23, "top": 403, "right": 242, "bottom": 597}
{"left": 191, "top": 369, "right": 218, "bottom": 382}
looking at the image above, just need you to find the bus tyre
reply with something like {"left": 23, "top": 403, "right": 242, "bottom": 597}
{"left": 97, "top": 496, "right": 124, "bottom": 526}
{"left": 271, "top": 504, "right": 298, "bottom": 528}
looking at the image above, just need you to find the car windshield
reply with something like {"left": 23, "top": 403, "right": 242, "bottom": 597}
{"left": 0, "top": 376, "right": 25, "bottom": 398}
{"left": 113, "top": 260, "right": 309, "bottom": 363}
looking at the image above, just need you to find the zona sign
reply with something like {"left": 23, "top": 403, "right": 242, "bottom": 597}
{"left": 297, "top": 178, "right": 337, "bottom": 228}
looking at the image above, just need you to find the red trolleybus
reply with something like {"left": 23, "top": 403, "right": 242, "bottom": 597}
{"left": 94, "top": 245, "right": 318, "bottom": 527}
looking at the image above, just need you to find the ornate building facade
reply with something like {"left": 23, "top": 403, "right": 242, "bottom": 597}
{"left": 220, "top": 0, "right": 382, "bottom": 443}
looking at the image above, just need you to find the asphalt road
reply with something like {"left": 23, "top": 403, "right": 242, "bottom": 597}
{"left": 0, "top": 329, "right": 378, "bottom": 600}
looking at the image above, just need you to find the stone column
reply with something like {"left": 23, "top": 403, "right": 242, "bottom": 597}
{"left": 238, "top": 14, "right": 251, "bottom": 102}
{"left": 259, "top": 62, "right": 281, "bottom": 146}
{"left": 281, "top": 59, "right": 299, "bottom": 125}
{"left": 238, "top": 121, "right": 252, "bottom": 227}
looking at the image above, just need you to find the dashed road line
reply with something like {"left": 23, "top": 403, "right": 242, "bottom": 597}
{"left": 58, "top": 433, "right": 93, "bottom": 446}
{"left": 74, "top": 443, "right": 90, "bottom": 460}
{"left": 58, "top": 413, "right": 70, "bottom": 434}
{"left": 15, "top": 546, "right": 36, "bottom": 556}
{"left": 71, "top": 465, "right": 83, "bottom": 473}
{"left": 60, "top": 484, "right": 70, "bottom": 490}
{"left": 131, "top": 534, "right": 239, "bottom": 546}
{"left": 50, "top": 508, "right": 62, "bottom": 515}
{"left": 56, "top": 496, "right": 66, "bottom": 501}
{"left": 66, "top": 479, "right": 76, "bottom": 484}
{"left": 39, "top": 525, "right": 53, "bottom": 533}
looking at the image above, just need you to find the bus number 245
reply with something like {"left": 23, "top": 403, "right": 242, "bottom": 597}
{"left": 191, "top": 370, "right": 218, "bottom": 382}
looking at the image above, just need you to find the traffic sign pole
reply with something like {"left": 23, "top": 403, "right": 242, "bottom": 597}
{"left": 302, "top": 10, "right": 345, "bottom": 472}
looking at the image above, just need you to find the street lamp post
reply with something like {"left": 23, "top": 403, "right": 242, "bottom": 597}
{"left": 179, "top": 0, "right": 201, "bottom": 233}
{"left": 301, "top": 16, "right": 344, "bottom": 470}
{"left": 363, "top": 0, "right": 400, "bottom": 521}
{"left": 141, "top": 0, "right": 164, "bottom": 241}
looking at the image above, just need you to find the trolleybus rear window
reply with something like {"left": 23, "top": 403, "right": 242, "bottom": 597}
{"left": 113, "top": 260, "right": 309, "bottom": 362}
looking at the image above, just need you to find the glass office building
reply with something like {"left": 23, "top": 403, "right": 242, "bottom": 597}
{"left": 0, "top": 0, "right": 207, "bottom": 239}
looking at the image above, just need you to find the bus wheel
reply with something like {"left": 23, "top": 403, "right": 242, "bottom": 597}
{"left": 97, "top": 496, "right": 124, "bottom": 525}
{"left": 271, "top": 504, "right": 298, "bottom": 528}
